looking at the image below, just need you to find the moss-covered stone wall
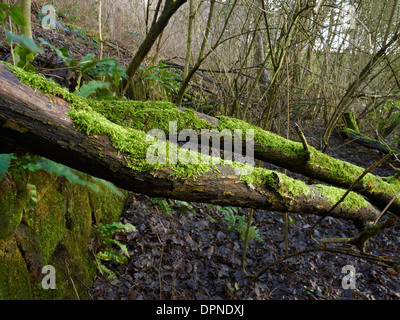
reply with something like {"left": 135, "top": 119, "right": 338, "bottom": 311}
{"left": 0, "top": 156, "right": 128, "bottom": 300}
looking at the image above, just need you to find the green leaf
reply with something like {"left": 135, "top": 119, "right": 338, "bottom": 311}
{"left": 78, "top": 53, "right": 95, "bottom": 67}
{"left": 103, "top": 239, "right": 129, "bottom": 257}
{"left": 10, "top": 5, "right": 26, "bottom": 26}
{"left": 151, "top": 198, "right": 173, "bottom": 215}
{"left": 97, "top": 264, "right": 117, "bottom": 279}
{"left": 38, "top": 37, "right": 73, "bottom": 66}
{"left": 20, "top": 36, "right": 44, "bottom": 54}
{"left": 96, "top": 248, "right": 127, "bottom": 264}
{"left": 101, "top": 222, "right": 137, "bottom": 237}
{"left": 0, "top": 154, "right": 16, "bottom": 181}
{"left": 24, "top": 183, "right": 38, "bottom": 212}
{"left": 0, "top": 8, "right": 7, "bottom": 24}
{"left": 75, "top": 80, "right": 110, "bottom": 98}
{"left": 5, "top": 29, "right": 21, "bottom": 44}
{"left": 17, "top": 155, "right": 121, "bottom": 196}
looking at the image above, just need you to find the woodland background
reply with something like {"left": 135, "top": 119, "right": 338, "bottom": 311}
{"left": 0, "top": 0, "right": 400, "bottom": 300}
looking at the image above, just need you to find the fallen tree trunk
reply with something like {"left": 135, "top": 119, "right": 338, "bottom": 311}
{"left": 0, "top": 62, "right": 384, "bottom": 225}
{"left": 90, "top": 97, "right": 400, "bottom": 216}
{"left": 341, "top": 128, "right": 394, "bottom": 154}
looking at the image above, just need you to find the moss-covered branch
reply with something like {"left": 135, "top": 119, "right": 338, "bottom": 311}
{"left": 78, "top": 97, "right": 400, "bottom": 216}
{"left": 0, "top": 63, "right": 383, "bottom": 225}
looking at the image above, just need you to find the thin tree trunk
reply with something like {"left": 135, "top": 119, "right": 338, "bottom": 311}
{"left": 122, "top": 0, "right": 187, "bottom": 95}
{"left": 183, "top": 0, "right": 195, "bottom": 80}
{"left": 18, "top": 0, "right": 32, "bottom": 40}
{"left": 175, "top": 0, "right": 238, "bottom": 106}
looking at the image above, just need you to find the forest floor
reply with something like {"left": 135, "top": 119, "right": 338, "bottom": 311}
{"left": 89, "top": 130, "right": 400, "bottom": 300}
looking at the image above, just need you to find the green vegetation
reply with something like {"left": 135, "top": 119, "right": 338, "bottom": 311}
{"left": 38, "top": 37, "right": 127, "bottom": 98}
{"left": 95, "top": 222, "right": 137, "bottom": 279}
{"left": 2, "top": 0, "right": 399, "bottom": 302}
{"left": 1, "top": 2, "right": 42, "bottom": 72}
{"left": 315, "top": 184, "right": 369, "bottom": 211}
{"left": 88, "top": 99, "right": 214, "bottom": 133}
{"left": 0, "top": 154, "right": 127, "bottom": 299}
{"left": 220, "top": 206, "right": 263, "bottom": 243}
{"left": 151, "top": 197, "right": 173, "bottom": 216}
{"left": 217, "top": 116, "right": 307, "bottom": 158}
{"left": 136, "top": 60, "right": 181, "bottom": 101}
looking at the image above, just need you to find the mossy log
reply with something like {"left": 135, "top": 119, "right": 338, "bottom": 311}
{"left": 343, "top": 112, "right": 360, "bottom": 133}
{"left": 0, "top": 62, "right": 393, "bottom": 225}
{"left": 341, "top": 128, "right": 393, "bottom": 154}
{"left": 84, "top": 97, "right": 400, "bottom": 215}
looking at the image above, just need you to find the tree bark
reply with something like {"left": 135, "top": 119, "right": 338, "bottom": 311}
{"left": 18, "top": 0, "right": 32, "bottom": 40}
{"left": 0, "top": 63, "right": 383, "bottom": 225}
{"left": 122, "top": 0, "right": 187, "bottom": 95}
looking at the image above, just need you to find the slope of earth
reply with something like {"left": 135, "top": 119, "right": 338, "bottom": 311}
{"left": 89, "top": 132, "right": 400, "bottom": 300}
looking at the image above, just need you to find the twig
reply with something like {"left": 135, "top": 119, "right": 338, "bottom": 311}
{"left": 321, "top": 218, "right": 396, "bottom": 252}
{"left": 294, "top": 122, "right": 311, "bottom": 161}
{"left": 327, "top": 150, "right": 394, "bottom": 215}
{"left": 374, "top": 189, "right": 400, "bottom": 225}
{"left": 65, "top": 258, "right": 80, "bottom": 300}
{"left": 98, "top": 0, "right": 103, "bottom": 60}
{"left": 159, "top": 244, "right": 165, "bottom": 300}
{"left": 309, "top": 150, "right": 395, "bottom": 245}
{"left": 251, "top": 245, "right": 399, "bottom": 278}
{"left": 9, "top": 16, "right": 15, "bottom": 66}
{"left": 241, "top": 208, "right": 254, "bottom": 270}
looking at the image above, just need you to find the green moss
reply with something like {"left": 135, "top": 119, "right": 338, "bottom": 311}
{"left": 218, "top": 114, "right": 400, "bottom": 206}
{"left": 343, "top": 112, "right": 360, "bottom": 133}
{"left": 217, "top": 116, "right": 306, "bottom": 158}
{"left": 0, "top": 238, "right": 32, "bottom": 299}
{"left": 240, "top": 167, "right": 312, "bottom": 197}
{"left": 24, "top": 171, "right": 64, "bottom": 263}
{"left": 0, "top": 182, "right": 24, "bottom": 239}
{"left": 4, "top": 63, "right": 216, "bottom": 179}
{"left": 89, "top": 100, "right": 214, "bottom": 133}
{"left": 315, "top": 184, "right": 369, "bottom": 210}
{"left": 308, "top": 148, "right": 365, "bottom": 181}
{"left": 0, "top": 154, "right": 128, "bottom": 300}
{"left": 280, "top": 175, "right": 313, "bottom": 197}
